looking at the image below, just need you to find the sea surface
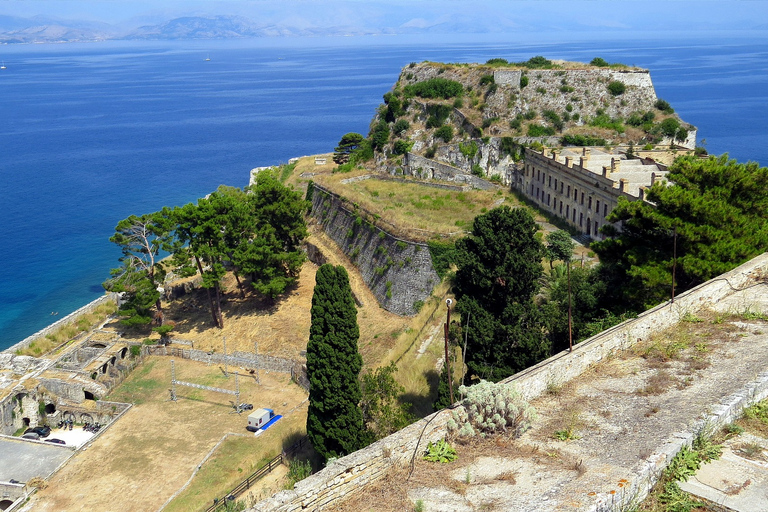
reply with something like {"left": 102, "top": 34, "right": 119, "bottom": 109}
{"left": 2, "top": 36, "right": 767, "bottom": 351}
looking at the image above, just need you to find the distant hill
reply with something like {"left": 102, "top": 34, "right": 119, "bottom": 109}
{"left": 0, "top": 14, "right": 378, "bottom": 44}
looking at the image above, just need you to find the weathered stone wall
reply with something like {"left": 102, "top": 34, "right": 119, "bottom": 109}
{"left": 249, "top": 252, "right": 768, "bottom": 512}
{"left": 143, "top": 346, "right": 297, "bottom": 373}
{"left": 4, "top": 294, "right": 117, "bottom": 355}
{"left": 403, "top": 153, "right": 496, "bottom": 190}
{"left": 310, "top": 183, "right": 441, "bottom": 316}
{"left": 493, "top": 69, "right": 522, "bottom": 86}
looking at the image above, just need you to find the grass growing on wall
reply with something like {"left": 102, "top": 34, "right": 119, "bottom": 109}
{"left": 315, "top": 171, "right": 519, "bottom": 241}
{"left": 16, "top": 300, "right": 118, "bottom": 357}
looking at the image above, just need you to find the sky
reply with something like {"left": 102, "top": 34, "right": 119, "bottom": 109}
{"left": 2, "top": 0, "right": 768, "bottom": 37}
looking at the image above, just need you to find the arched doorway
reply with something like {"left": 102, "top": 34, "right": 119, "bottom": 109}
{"left": 1, "top": 499, "right": 15, "bottom": 510}
{"left": 45, "top": 403, "right": 56, "bottom": 414}
{"left": 84, "top": 390, "right": 96, "bottom": 401}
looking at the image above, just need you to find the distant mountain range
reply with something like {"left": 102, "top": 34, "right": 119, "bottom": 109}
{"left": 0, "top": 14, "right": 388, "bottom": 43}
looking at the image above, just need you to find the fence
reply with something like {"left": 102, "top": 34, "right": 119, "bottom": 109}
{"left": 142, "top": 345, "right": 297, "bottom": 374}
{"left": 204, "top": 436, "right": 309, "bottom": 512}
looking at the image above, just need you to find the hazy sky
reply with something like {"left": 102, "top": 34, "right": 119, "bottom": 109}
{"left": 2, "top": 0, "right": 767, "bottom": 36}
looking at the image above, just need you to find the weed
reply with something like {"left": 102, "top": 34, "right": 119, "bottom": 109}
{"left": 414, "top": 499, "right": 425, "bottom": 512}
{"left": 423, "top": 439, "right": 458, "bottom": 463}
{"left": 723, "top": 423, "right": 744, "bottom": 438}
{"left": 285, "top": 459, "right": 312, "bottom": 488}
{"left": 741, "top": 307, "right": 768, "bottom": 321}
{"left": 681, "top": 312, "right": 703, "bottom": 323}
{"left": 638, "top": 370, "right": 674, "bottom": 395}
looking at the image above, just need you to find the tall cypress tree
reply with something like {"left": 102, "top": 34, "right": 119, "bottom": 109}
{"left": 306, "top": 264, "right": 365, "bottom": 461}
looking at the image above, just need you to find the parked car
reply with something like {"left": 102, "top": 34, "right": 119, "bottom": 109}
{"left": 45, "top": 438, "right": 66, "bottom": 445}
{"left": 22, "top": 432, "right": 40, "bottom": 440}
{"left": 24, "top": 426, "right": 51, "bottom": 438}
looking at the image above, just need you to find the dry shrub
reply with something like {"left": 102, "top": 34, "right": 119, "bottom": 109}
{"left": 637, "top": 370, "right": 674, "bottom": 395}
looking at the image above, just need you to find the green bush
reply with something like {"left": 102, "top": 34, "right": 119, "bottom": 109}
{"left": 559, "top": 85, "right": 575, "bottom": 93}
{"left": 404, "top": 78, "right": 463, "bottom": 99}
{"left": 542, "top": 110, "right": 564, "bottom": 131}
{"left": 459, "top": 141, "right": 478, "bottom": 159}
{"left": 560, "top": 134, "right": 607, "bottom": 146}
{"left": 453, "top": 97, "right": 464, "bottom": 108}
{"left": 485, "top": 58, "right": 508, "bottom": 66}
{"left": 659, "top": 117, "right": 681, "bottom": 138}
{"left": 481, "top": 117, "right": 499, "bottom": 129}
{"left": 590, "top": 57, "right": 609, "bottom": 67}
{"left": 589, "top": 114, "right": 625, "bottom": 133}
{"left": 523, "top": 110, "right": 536, "bottom": 120}
{"left": 518, "top": 56, "right": 554, "bottom": 69}
{"left": 435, "top": 125, "right": 454, "bottom": 143}
{"left": 393, "top": 139, "right": 414, "bottom": 155}
{"left": 479, "top": 74, "right": 494, "bottom": 86}
{"left": 655, "top": 99, "right": 674, "bottom": 113}
{"left": 471, "top": 164, "right": 484, "bottom": 177}
{"left": 607, "top": 81, "right": 626, "bottom": 96}
{"left": 370, "top": 120, "right": 390, "bottom": 151}
{"left": 426, "top": 104, "right": 452, "bottom": 125}
{"left": 393, "top": 119, "right": 410, "bottom": 136}
{"left": 423, "top": 439, "right": 458, "bottom": 463}
{"left": 424, "top": 145, "right": 437, "bottom": 158}
{"left": 519, "top": 75, "right": 529, "bottom": 88}
{"left": 527, "top": 124, "right": 556, "bottom": 137}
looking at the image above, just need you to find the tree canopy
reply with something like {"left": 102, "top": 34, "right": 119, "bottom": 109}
{"left": 104, "top": 211, "right": 177, "bottom": 327}
{"left": 453, "top": 206, "right": 550, "bottom": 382}
{"left": 306, "top": 264, "right": 365, "bottom": 461}
{"left": 593, "top": 154, "right": 768, "bottom": 309}
{"left": 106, "top": 170, "right": 308, "bottom": 331}
{"left": 332, "top": 132, "right": 365, "bottom": 164}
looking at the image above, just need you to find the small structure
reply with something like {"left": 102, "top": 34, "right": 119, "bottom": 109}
{"left": 314, "top": 157, "right": 327, "bottom": 165}
{"left": 246, "top": 408, "right": 275, "bottom": 432}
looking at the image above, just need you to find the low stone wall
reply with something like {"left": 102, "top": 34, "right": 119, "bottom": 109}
{"left": 309, "top": 183, "right": 441, "bottom": 316}
{"left": 403, "top": 153, "right": 495, "bottom": 190}
{"left": 143, "top": 345, "right": 297, "bottom": 373}
{"left": 249, "top": 252, "right": 768, "bottom": 512}
{"left": 4, "top": 294, "right": 117, "bottom": 355}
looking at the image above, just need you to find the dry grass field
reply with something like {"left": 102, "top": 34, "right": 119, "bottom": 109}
{"left": 28, "top": 357, "right": 308, "bottom": 512}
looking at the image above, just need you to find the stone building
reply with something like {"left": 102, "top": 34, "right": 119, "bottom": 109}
{"left": 514, "top": 147, "right": 669, "bottom": 239}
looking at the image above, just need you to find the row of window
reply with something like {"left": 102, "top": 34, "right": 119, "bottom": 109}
{"left": 530, "top": 183, "right": 609, "bottom": 218}
{"left": 531, "top": 167, "right": 608, "bottom": 216}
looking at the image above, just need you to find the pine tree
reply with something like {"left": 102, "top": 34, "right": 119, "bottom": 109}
{"left": 306, "top": 264, "right": 365, "bottom": 461}
{"left": 453, "top": 206, "right": 550, "bottom": 382}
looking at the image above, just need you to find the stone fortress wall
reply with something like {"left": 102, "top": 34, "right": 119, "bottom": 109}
{"left": 309, "top": 182, "right": 441, "bottom": 316}
{"left": 251, "top": 252, "right": 768, "bottom": 511}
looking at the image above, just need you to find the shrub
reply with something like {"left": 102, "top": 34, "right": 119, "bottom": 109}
{"left": 607, "top": 81, "right": 626, "bottom": 96}
{"left": 485, "top": 58, "right": 508, "bottom": 66}
{"left": 130, "top": 345, "right": 141, "bottom": 358}
{"left": 655, "top": 99, "right": 674, "bottom": 113}
{"left": 404, "top": 78, "right": 463, "bottom": 99}
{"left": 424, "top": 145, "right": 437, "bottom": 158}
{"left": 519, "top": 75, "right": 529, "bottom": 88}
{"left": 413, "top": 300, "right": 424, "bottom": 312}
{"left": 471, "top": 164, "right": 484, "bottom": 176}
{"left": 481, "top": 117, "right": 499, "bottom": 129}
{"left": 435, "top": 125, "right": 454, "bottom": 143}
{"left": 453, "top": 97, "right": 464, "bottom": 108}
{"left": 542, "top": 110, "right": 564, "bottom": 131}
{"left": 519, "top": 56, "right": 553, "bottom": 69}
{"left": 448, "top": 380, "right": 537, "bottom": 438}
{"left": 589, "top": 114, "right": 625, "bottom": 133}
{"left": 659, "top": 117, "right": 681, "bottom": 138}
{"left": 509, "top": 118, "right": 521, "bottom": 130}
{"left": 479, "top": 74, "right": 494, "bottom": 86}
{"left": 370, "top": 120, "right": 390, "bottom": 151}
{"left": 393, "top": 119, "right": 410, "bottom": 136}
{"left": 590, "top": 57, "right": 609, "bottom": 67}
{"left": 527, "top": 124, "right": 556, "bottom": 137}
{"left": 523, "top": 110, "right": 536, "bottom": 120}
{"left": 459, "top": 140, "right": 478, "bottom": 159}
{"left": 560, "top": 134, "right": 607, "bottom": 146}
{"left": 393, "top": 139, "right": 414, "bottom": 155}
{"left": 559, "top": 85, "right": 575, "bottom": 93}
{"left": 285, "top": 459, "right": 312, "bottom": 488}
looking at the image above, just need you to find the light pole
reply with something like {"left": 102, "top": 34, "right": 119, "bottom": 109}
{"left": 445, "top": 298, "right": 455, "bottom": 405}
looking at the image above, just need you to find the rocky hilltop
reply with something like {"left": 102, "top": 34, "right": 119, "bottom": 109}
{"left": 370, "top": 57, "right": 696, "bottom": 184}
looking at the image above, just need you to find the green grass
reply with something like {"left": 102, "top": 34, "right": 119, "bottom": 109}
{"left": 106, "top": 359, "right": 162, "bottom": 405}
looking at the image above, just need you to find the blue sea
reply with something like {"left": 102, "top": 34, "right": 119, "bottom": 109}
{"left": 2, "top": 36, "right": 767, "bottom": 350}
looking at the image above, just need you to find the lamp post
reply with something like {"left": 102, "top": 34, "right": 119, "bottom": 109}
{"left": 567, "top": 259, "right": 573, "bottom": 352}
{"left": 671, "top": 225, "right": 678, "bottom": 303}
{"left": 445, "top": 298, "right": 455, "bottom": 405}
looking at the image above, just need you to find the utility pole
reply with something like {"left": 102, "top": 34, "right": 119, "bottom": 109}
{"left": 445, "top": 298, "right": 455, "bottom": 405}
{"left": 223, "top": 336, "right": 228, "bottom": 377}
{"left": 254, "top": 341, "right": 260, "bottom": 385}
{"left": 565, "top": 258, "right": 573, "bottom": 352}
{"left": 672, "top": 226, "right": 678, "bottom": 303}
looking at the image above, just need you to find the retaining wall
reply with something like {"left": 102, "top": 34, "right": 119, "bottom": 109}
{"left": 4, "top": 294, "right": 117, "bottom": 355}
{"left": 250, "top": 252, "right": 768, "bottom": 512}
{"left": 309, "top": 183, "right": 441, "bottom": 316}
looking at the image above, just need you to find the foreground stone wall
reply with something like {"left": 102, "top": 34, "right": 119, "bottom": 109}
{"left": 309, "top": 183, "right": 440, "bottom": 316}
{"left": 250, "top": 252, "right": 768, "bottom": 512}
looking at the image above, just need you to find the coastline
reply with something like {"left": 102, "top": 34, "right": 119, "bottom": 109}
{"left": 3, "top": 293, "right": 116, "bottom": 356}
